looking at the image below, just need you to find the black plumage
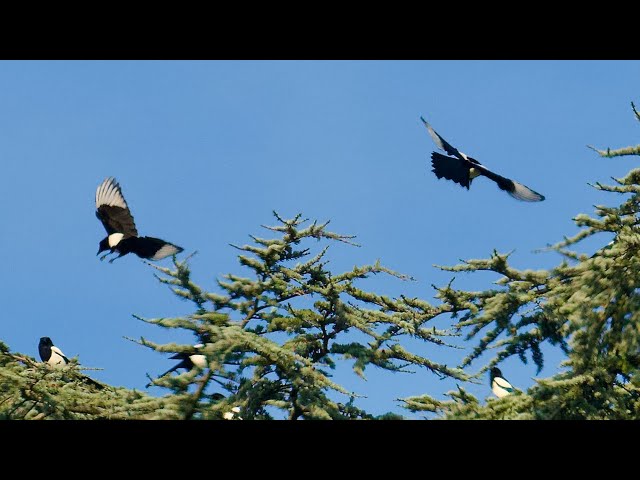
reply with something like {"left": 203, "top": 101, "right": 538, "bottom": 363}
{"left": 146, "top": 344, "right": 207, "bottom": 388}
{"left": 421, "top": 117, "right": 545, "bottom": 202}
{"left": 38, "top": 336, "right": 69, "bottom": 366}
{"left": 490, "top": 367, "right": 515, "bottom": 398}
{"left": 95, "top": 177, "right": 184, "bottom": 262}
{"left": 38, "top": 337, "right": 104, "bottom": 389}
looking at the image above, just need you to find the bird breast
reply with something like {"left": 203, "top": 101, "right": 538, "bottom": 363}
{"left": 108, "top": 232, "right": 125, "bottom": 248}
{"left": 469, "top": 167, "right": 482, "bottom": 180}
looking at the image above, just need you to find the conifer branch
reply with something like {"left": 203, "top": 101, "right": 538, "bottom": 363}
{"left": 587, "top": 144, "right": 640, "bottom": 158}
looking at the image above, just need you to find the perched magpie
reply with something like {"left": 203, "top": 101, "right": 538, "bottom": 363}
{"left": 38, "top": 337, "right": 105, "bottom": 389}
{"left": 490, "top": 367, "right": 515, "bottom": 398}
{"left": 147, "top": 343, "right": 207, "bottom": 387}
{"left": 95, "top": 177, "right": 184, "bottom": 263}
{"left": 38, "top": 337, "right": 70, "bottom": 366}
{"left": 420, "top": 117, "right": 545, "bottom": 202}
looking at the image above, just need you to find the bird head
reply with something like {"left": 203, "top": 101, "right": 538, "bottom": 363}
{"left": 490, "top": 367, "right": 502, "bottom": 380}
{"left": 97, "top": 238, "right": 110, "bottom": 255}
{"left": 39, "top": 337, "right": 54, "bottom": 348}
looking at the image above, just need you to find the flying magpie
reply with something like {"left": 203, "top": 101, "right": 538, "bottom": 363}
{"left": 95, "top": 177, "right": 184, "bottom": 263}
{"left": 38, "top": 337, "right": 105, "bottom": 389}
{"left": 490, "top": 367, "right": 515, "bottom": 398}
{"left": 420, "top": 117, "right": 545, "bottom": 202}
{"left": 146, "top": 343, "right": 207, "bottom": 387}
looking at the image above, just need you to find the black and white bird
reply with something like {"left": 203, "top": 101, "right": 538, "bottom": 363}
{"left": 38, "top": 337, "right": 105, "bottom": 389}
{"left": 490, "top": 367, "right": 515, "bottom": 398}
{"left": 95, "top": 177, "right": 184, "bottom": 263}
{"left": 223, "top": 406, "right": 242, "bottom": 420}
{"left": 38, "top": 336, "right": 70, "bottom": 367}
{"left": 147, "top": 343, "right": 207, "bottom": 387}
{"left": 420, "top": 117, "right": 545, "bottom": 202}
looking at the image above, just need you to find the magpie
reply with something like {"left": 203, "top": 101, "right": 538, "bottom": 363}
{"left": 146, "top": 343, "right": 207, "bottom": 387}
{"left": 490, "top": 367, "right": 515, "bottom": 398}
{"left": 420, "top": 117, "right": 545, "bottom": 202}
{"left": 223, "top": 406, "right": 242, "bottom": 420}
{"left": 38, "top": 336, "right": 70, "bottom": 367}
{"left": 38, "top": 337, "right": 105, "bottom": 389}
{"left": 95, "top": 177, "right": 184, "bottom": 263}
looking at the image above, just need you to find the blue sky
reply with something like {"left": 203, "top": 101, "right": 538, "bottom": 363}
{"left": 1, "top": 60, "right": 639, "bottom": 418}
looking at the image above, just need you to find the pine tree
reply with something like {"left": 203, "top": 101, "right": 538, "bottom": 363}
{"left": 404, "top": 102, "right": 640, "bottom": 419}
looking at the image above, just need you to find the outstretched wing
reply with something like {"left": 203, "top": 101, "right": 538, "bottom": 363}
{"left": 130, "top": 237, "right": 184, "bottom": 260}
{"left": 95, "top": 177, "right": 139, "bottom": 237}
{"left": 420, "top": 116, "right": 469, "bottom": 161}
{"left": 431, "top": 152, "right": 471, "bottom": 189}
{"left": 474, "top": 165, "right": 545, "bottom": 202}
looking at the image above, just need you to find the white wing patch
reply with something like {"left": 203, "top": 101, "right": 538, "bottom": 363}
{"left": 49, "top": 346, "right": 68, "bottom": 366}
{"left": 189, "top": 354, "right": 207, "bottom": 369}
{"left": 151, "top": 244, "right": 180, "bottom": 260}
{"left": 492, "top": 377, "right": 513, "bottom": 398}
{"left": 508, "top": 181, "right": 545, "bottom": 202}
{"left": 96, "top": 177, "right": 129, "bottom": 209}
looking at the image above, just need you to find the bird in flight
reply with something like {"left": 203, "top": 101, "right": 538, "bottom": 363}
{"left": 146, "top": 343, "right": 207, "bottom": 387}
{"left": 420, "top": 117, "right": 545, "bottom": 202}
{"left": 490, "top": 367, "right": 515, "bottom": 398}
{"left": 95, "top": 177, "right": 184, "bottom": 262}
{"left": 38, "top": 337, "right": 105, "bottom": 389}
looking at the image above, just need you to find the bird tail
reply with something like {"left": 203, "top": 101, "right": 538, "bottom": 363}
{"left": 430, "top": 152, "right": 471, "bottom": 189}
{"left": 81, "top": 374, "right": 105, "bottom": 390}
{"left": 146, "top": 364, "right": 181, "bottom": 388}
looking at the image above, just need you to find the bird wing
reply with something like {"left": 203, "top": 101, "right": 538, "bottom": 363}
{"left": 421, "top": 117, "right": 545, "bottom": 202}
{"left": 420, "top": 116, "right": 469, "bottom": 161}
{"left": 493, "top": 376, "right": 514, "bottom": 392}
{"left": 50, "top": 346, "right": 69, "bottom": 365}
{"left": 95, "top": 177, "right": 139, "bottom": 237}
{"left": 472, "top": 164, "right": 545, "bottom": 202}
{"left": 430, "top": 152, "right": 471, "bottom": 189}
{"left": 130, "top": 237, "right": 184, "bottom": 260}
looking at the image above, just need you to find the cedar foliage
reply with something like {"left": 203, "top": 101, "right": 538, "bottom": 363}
{"left": 2, "top": 103, "right": 639, "bottom": 420}
{"left": 135, "top": 213, "right": 467, "bottom": 420}
{"left": 0, "top": 341, "right": 177, "bottom": 419}
{"left": 404, "top": 102, "right": 640, "bottom": 419}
